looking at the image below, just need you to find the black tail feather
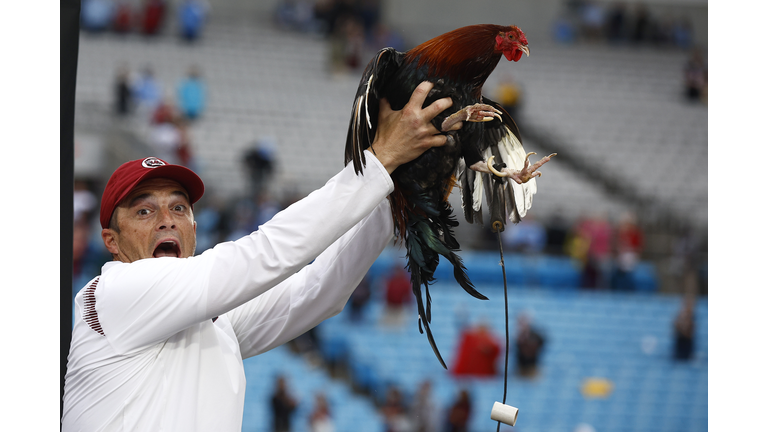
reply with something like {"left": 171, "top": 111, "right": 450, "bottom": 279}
{"left": 413, "top": 279, "right": 447, "bottom": 369}
{"left": 446, "top": 252, "right": 488, "bottom": 300}
{"left": 403, "top": 190, "right": 490, "bottom": 368}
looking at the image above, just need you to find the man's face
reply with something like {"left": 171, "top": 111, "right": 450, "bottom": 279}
{"left": 102, "top": 178, "right": 197, "bottom": 263}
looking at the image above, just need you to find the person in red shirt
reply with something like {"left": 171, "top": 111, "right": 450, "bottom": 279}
{"left": 381, "top": 266, "right": 412, "bottom": 326}
{"left": 451, "top": 322, "right": 501, "bottom": 377}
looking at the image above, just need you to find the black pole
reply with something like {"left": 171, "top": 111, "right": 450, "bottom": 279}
{"left": 61, "top": 0, "right": 80, "bottom": 423}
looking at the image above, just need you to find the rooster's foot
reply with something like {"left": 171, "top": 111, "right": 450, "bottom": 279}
{"left": 441, "top": 103, "right": 502, "bottom": 131}
{"left": 469, "top": 152, "right": 557, "bottom": 184}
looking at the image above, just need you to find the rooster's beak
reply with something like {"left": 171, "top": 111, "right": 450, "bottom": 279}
{"left": 520, "top": 45, "right": 530, "bottom": 57}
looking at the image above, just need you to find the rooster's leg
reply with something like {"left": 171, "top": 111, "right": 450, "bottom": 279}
{"left": 469, "top": 153, "right": 557, "bottom": 184}
{"left": 441, "top": 103, "right": 502, "bottom": 131}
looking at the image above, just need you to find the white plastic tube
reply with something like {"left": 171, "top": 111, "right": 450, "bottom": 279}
{"left": 490, "top": 401, "right": 519, "bottom": 426}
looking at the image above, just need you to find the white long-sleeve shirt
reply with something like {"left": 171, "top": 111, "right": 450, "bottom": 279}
{"left": 62, "top": 153, "right": 394, "bottom": 431}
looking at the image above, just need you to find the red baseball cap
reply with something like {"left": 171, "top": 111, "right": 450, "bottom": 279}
{"left": 99, "top": 157, "right": 205, "bottom": 229}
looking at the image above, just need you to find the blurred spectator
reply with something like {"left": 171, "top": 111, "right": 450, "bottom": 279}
{"left": 270, "top": 375, "right": 298, "bottom": 432}
{"left": 381, "top": 386, "right": 411, "bottom": 432}
{"left": 151, "top": 91, "right": 177, "bottom": 125}
{"left": 148, "top": 92, "right": 184, "bottom": 163}
{"left": 571, "top": 213, "right": 613, "bottom": 289}
{"left": 112, "top": 1, "right": 134, "bottom": 33}
{"left": 309, "top": 393, "right": 334, "bottom": 432}
{"left": 579, "top": 1, "right": 605, "bottom": 41}
{"left": 356, "top": 0, "right": 381, "bottom": 35}
{"left": 133, "top": 66, "right": 162, "bottom": 118}
{"left": 225, "top": 198, "right": 259, "bottom": 241}
{"left": 178, "top": 0, "right": 209, "bottom": 42}
{"left": 255, "top": 191, "right": 282, "bottom": 227}
{"left": 344, "top": 19, "right": 365, "bottom": 70}
{"left": 274, "top": 0, "right": 321, "bottom": 33}
{"left": 670, "top": 227, "right": 706, "bottom": 295}
{"left": 313, "top": 0, "right": 357, "bottom": 37}
{"left": 493, "top": 75, "right": 523, "bottom": 120}
{"left": 73, "top": 217, "right": 93, "bottom": 289}
{"left": 148, "top": 121, "right": 182, "bottom": 164}
{"left": 673, "top": 295, "right": 696, "bottom": 361}
{"left": 348, "top": 274, "right": 371, "bottom": 323}
{"left": 289, "top": 325, "right": 323, "bottom": 366}
{"left": 193, "top": 203, "right": 223, "bottom": 252}
{"left": 244, "top": 138, "right": 277, "bottom": 198}
{"left": 630, "top": 3, "right": 652, "bottom": 44}
{"left": 611, "top": 211, "right": 644, "bottom": 290}
{"left": 114, "top": 65, "right": 134, "bottom": 115}
{"left": 502, "top": 212, "right": 546, "bottom": 254}
{"left": 330, "top": 15, "right": 365, "bottom": 72}
{"left": 544, "top": 212, "right": 569, "bottom": 255}
{"left": 605, "top": 2, "right": 627, "bottom": 43}
{"left": 565, "top": 216, "right": 590, "bottom": 264}
{"left": 81, "top": 0, "right": 115, "bottom": 33}
{"left": 369, "top": 23, "right": 406, "bottom": 51}
{"left": 451, "top": 321, "right": 501, "bottom": 377}
{"left": 381, "top": 266, "right": 412, "bottom": 327}
{"left": 515, "top": 313, "right": 545, "bottom": 378}
{"left": 445, "top": 389, "right": 471, "bottom": 432}
{"left": 73, "top": 181, "right": 110, "bottom": 295}
{"left": 552, "top": 14, "right": 577, "bottom": 44}
{"left": 175, "top": 119, "right": 195, "bottom": 168}
{"left": 651, "top": 15, "right": 674, "bottom": 47}
{"left": 140, "top": 0, "right": 167, "bottom": 36}
{"left": 147, "top": 90, "right": 197, "bottom": 168}
{"left": 671, "top": 17, "right": 693, "bottom": 49}
{"left": 683, "top": 47, "right": 707, "bottom": 104}
{"left": 73, "top": 180, "right": 98, "bottom": 223}
{"left": 177, "top": 65, "right": 207, "bottom": 121}
{"left": 411, "top": 380, "right": 438, "bottom": 432}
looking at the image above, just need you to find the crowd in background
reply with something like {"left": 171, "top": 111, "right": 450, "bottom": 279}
{"left": 274, "top": 0, "right": 405, "bottom": 74}
{"left": 261, "top": 278, "right": 696, "bottom": 432}
{"left": 81, "top": 0, "right": 210, "bottom": 41}
{"left": 550, "top": 0, "right": 707, "bottom": 105}
{"left": 112, "top": 62, "right": 206, "bottom": 169}
{"left": 553, "top": 0, "right": 696, "bottom": 49}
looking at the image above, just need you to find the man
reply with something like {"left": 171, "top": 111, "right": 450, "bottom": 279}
{"left": 515, "top": 313, "right": 545, "bottom": 378}
{"left": 62, "top": 82, "right": 459, "bottom": 430}
{"left": 270, "top": 375, "right": 297, "bottom": 432}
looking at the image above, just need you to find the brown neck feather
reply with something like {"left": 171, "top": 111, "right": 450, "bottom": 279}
{"left": 404, "top": 24, "right": 507, "bottom": 92}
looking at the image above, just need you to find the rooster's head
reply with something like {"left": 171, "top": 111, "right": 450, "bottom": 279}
{"left": 495, "top": 26, "right": 529, "bottom": 62}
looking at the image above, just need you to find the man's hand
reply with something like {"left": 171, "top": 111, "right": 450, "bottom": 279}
{"left": 369, "top": 81, "right": 462, "bottom": 174}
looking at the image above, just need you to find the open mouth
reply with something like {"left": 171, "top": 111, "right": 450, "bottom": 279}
{"left": 153, "top": 240, "right": 181, "bottom": 258}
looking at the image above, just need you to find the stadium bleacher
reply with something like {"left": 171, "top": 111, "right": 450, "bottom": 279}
{"left": 314, "top": 251, "right": 708, "bottom": 432}
{"left": 75, "top": 16, "right": 706, "bottom": 231}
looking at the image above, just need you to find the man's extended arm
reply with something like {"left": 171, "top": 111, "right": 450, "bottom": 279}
{"left": 227, "top": 198, "right": 393, "bottom": 359}
{"left": 97, "top": 152, "right": 393, "bottom": 354}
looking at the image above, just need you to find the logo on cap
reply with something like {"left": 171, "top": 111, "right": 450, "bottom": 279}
{"left": 142, "top": 157, "right": 166, "bottom": 169}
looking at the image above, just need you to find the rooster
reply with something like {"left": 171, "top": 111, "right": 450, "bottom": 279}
{"left": 344, "top": 24, "right": 555, "bottom": 368}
